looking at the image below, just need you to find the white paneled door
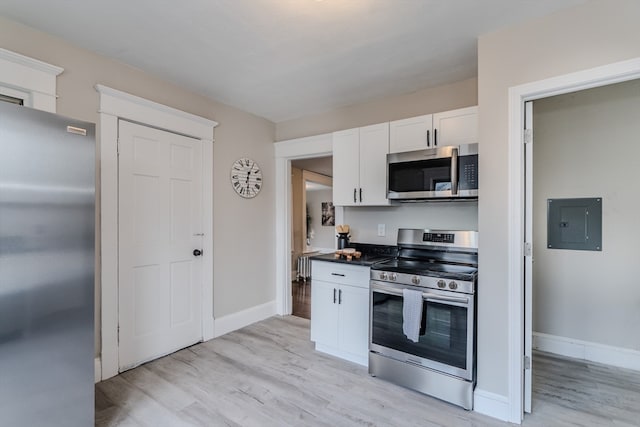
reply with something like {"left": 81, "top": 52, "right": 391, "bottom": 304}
{"left": 118, "top": 120, "right": 203, "bottom": 371}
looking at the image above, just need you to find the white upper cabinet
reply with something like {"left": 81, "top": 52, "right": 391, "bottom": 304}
{"left": 333, "top": 122, "right": 390, "bottom": 206}
{"left": 389, "top": 114, "right": 433, "bottom": 153}
{"left": 432, "top": 106, "right": 478, "bottom": 147}
{"left": 389, "top": 106, "right": 478, "bottom": 153}
{"left": 333, "top": 128, "right": 360, "bottom": 206}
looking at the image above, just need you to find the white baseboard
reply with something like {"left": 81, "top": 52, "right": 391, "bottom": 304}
{"left": 473, "top": 389, "right": 510, "bottom": 422}
{"left": 213, "top": 300, "right": 277, "bottom": 338}
{"left": 203, "top": 315, "right": 215, "bottom": 341}
{"left": 533, "top": 332, "right": 640, "bottom": 371}
{"left": 94, "top": 357, "right": 102, "bottom": 383}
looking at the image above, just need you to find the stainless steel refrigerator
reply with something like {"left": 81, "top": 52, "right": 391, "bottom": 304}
{"left": 0, "top": 102, "right": 95, "bottom": 426}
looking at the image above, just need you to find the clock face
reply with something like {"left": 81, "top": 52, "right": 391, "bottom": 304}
{"left": 230, "top": 158, "right": 262, "bottom": 199}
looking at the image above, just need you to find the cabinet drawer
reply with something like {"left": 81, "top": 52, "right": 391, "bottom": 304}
{"left": 311, "top": 261, "right": 369, "bottom": 288}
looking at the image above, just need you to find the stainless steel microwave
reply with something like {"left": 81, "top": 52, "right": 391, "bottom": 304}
{"left": 387, "top": 144, "right": 478, "bottom": 201}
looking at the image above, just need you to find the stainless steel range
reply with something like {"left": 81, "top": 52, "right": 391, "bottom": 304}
{"left": 369, "top": 229, "right": 478, "bottom": 410}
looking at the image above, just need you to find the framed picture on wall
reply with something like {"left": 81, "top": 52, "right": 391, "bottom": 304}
{"left": 321, "top": 202, "right": 335, "bottom": 226}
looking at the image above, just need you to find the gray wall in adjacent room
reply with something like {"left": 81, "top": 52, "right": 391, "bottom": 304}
{"left": 532, "top": 78, "right": 640, "bottom": 350}
{"left": 306, "top": 188, "right": 335, "bottom": 251}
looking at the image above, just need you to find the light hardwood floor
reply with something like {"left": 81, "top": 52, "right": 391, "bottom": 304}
{"left": 96, "top": 316, "right": 640, "bottom": 426}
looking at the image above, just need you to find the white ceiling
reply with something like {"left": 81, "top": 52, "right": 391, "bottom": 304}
{"left": 0, "top": 0, "right": 584, "bottom": 122}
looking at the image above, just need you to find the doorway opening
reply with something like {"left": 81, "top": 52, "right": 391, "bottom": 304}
{"left": 524, "top": 79, "right": 640, "bottom": 424}
{"left": 506, "top": 56, "right": 640, "bottom": 423}
{"left": 290, "top": 156, "right": 333, "bottom": 319}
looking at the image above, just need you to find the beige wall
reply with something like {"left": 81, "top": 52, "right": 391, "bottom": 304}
{"left": 276, "top": 77, "right": 477, "bottom": 141}
{"left": 478, "top": 0, "right": 640, "bottom": 396}
{"left": 344, "top": 202, "right": 478, "bottom": 245}
{"left": 0, "top": 17, "right": 276, "bottom": 356}
{"left": 533, "top": 79, "right": 640, "bottom": 350}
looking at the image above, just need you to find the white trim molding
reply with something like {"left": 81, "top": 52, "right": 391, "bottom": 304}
{"left": 533, "top": 333, "right": 640, "bottom": 371}
{"left": 0, "top": 48, "right": 63, "bottom": 112}
{"left": 473, "top": 389, "right": 510, "bottom": 422}
{"left": 507, "top": 56, "right": 640, "bottom": 424}
{"left": 95, "top": 85, "right": 218, "bottom": 139}
{"left": 94, "top": 358, "right": 102, "bottom": 384}
{"left": 97, "top": 85, "right": 218, "bottom": 380}
{"left": 213, "top": 301, "right": 277, "bottom": 338}
{"left": 274, "top": 133, "right": 335, "bottom": 315}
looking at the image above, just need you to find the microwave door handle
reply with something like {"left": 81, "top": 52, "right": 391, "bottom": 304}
{"left": 450, "top": 147, "right": 459, "bottom": 195}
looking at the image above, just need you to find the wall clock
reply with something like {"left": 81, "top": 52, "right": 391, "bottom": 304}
{"left": 230, "top": 157, "right": 262, "bottom": 199}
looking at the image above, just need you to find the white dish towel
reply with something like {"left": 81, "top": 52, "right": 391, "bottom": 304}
{"left": 402, "top": 288, "right": 423, "bottom": 343}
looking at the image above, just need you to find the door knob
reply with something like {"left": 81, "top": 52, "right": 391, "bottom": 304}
{"left": 193, "top": 249, "right": 203, "bottom": 256}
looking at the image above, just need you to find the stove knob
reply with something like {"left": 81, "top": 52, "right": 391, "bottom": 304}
{"left": 411, "top": 276, "right": 421, "bottom": 285}
{"left": 379, "top": 272, "right": 388, "bottom": 280}
{"left": 389, "top": 273, "right": 397, "bottom": 281}
{"left": 449, "top": 281, "right": 458, "bottom": 290}
{"left": 437, "top": 280, "right": 447, "bottom": 289}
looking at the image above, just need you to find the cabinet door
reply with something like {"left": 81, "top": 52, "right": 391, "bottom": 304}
{"left": 338, "top": 284, "right": 370, "bottom": 359}
{"left": 310, "top": 279, "right": 339, "bottom": 347}
{"left": 332, "top": 128, "right": 360, "bottom": 206}
{"left": 432, "top": 106, "right": 478, "bottom": 147}
{"left": 358, "top": 123, "right": 390, "bottom": 206}
{"left": 389, "top": 114, "right": 433, "bottom": 153}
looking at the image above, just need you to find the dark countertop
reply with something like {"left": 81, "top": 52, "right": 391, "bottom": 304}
{"left": 310, "top": 252, "right": 392, "bottom": 267}
{"left": 309, "top": 243, "right": 397, "bottom": 267}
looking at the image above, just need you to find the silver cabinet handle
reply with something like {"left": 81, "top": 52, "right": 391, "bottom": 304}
{"left": 434, "top": 128, "right": 438, "bottom": 147}
{"left": 331, "top": 273, "right": 345, "bottom": 277}
{"left": 426, "top": 129, "right": 430, "bottom": 147}
{"left": 359, "top": 188, "right": 362, "bottom": 203}
{"left": 333, "top": 288, "right": 337, "bottom": 303}
{"left": 338, "top": 289, "right": 342, "bottom": 304}
{"left": 353, "top": 188, "right": 357, "bottom": 203}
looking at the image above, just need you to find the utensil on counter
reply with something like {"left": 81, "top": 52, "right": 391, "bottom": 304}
{"left": 334, "top": 248, "right": 362, "bottom": 261}
{"left": 336, "top": 224, "right": 351, "bottom": 249}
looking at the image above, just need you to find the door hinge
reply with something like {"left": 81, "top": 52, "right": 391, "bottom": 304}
{"left": 524, "top": 129, "right": 533, "bottom": 145}
{"left": 117, "top": 325, "right": 120, "bottom": 343}
{"left": 524, "top": 242, "right": 532, "bottom": 257}
{"left": 524, "top": 355, "right": 531, "bottom": 370}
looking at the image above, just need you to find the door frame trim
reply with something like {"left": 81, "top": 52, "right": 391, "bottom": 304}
{"left": 274, "top": 133, "right": 341, "bottom": 315}
{"left": 96, "top": 85, "right": 217, "bottom": 380}
{"left": 506, "top": 56, "right": 640, "bottom": 423}
{"left": 0, "top": 48, "right": 63, "bottom": 113}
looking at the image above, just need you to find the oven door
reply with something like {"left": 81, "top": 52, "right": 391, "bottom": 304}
{"left": 370, "top": 280, "right": 474, "bottom": 380}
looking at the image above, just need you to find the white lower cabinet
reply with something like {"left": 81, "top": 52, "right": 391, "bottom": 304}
{"left": 310, "top": 261, "right": 370, "bottom": 366}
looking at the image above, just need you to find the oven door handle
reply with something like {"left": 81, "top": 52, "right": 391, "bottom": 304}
{"left": 423, "top": 293, "right": 469, "bottom": 304}
{"left": 372, "top": 284, "right": 469, "bottom": 304}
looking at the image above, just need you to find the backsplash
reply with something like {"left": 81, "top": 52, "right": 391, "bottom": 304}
{"left": 344, "top": 201, "right": 478, "bottom": 244}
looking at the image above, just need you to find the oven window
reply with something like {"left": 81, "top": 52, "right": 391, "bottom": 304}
{"left": 388, "top": 158, "right": 451, "bottom": 193}
{"left": 371, "top": 291, "right": 468, "bottom": 369}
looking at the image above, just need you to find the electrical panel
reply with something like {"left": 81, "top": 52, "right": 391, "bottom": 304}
{"left": 547, "top": 197, "right": 602, "bottom": 251}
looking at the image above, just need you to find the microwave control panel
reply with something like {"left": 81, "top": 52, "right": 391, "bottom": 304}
{"left": 459, "top": 154, "right": 478, "bottom": 190}
{"left": 423, "top": 233, "right": 455, "bottom": 243}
